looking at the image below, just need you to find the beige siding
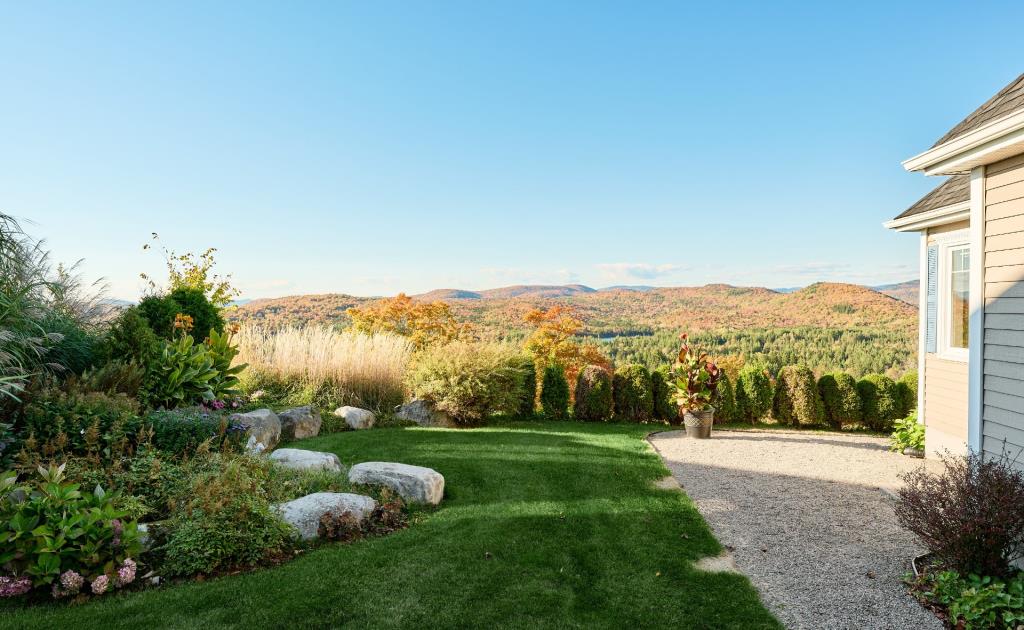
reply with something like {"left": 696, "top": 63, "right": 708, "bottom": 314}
{"left": 983, "top": 157, "right": 1024, "bottom": 465}
{"left": 923, "top": 355, "right": 969, "bottom": 456}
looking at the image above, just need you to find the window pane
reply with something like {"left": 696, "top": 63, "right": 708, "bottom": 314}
{"left": 950, "top": 248, "right": 969, "bottom": 349}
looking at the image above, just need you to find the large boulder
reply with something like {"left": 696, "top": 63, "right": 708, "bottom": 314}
{"left": 279, "top": 406, "right": 321, "bottom": 440}
{"left": 334, "top": 406, "right": 376, "bottom": 430}
{"left": 348, "top": 462, "right": 444, "bottom": 505}
{"left": 274, "top": 492, "right": 377, "bottom": 540}
{"left": 230, "top": 408, "right": 281, "bottom": 453}
{"left": 393, "top": 399, "right": 455, "bottom": 428}
{"left": 270, "top": 448, "right": 342, "bottom": 473}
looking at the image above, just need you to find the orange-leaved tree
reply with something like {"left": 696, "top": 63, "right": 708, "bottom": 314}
{"left": 523, "top": 306, "right": 610, "bottom": 395}
{"left": 346, "top": 293, "right": 468, "bottom": 349}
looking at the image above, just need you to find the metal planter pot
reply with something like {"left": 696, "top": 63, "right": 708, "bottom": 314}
{"left": 683, "top": 408, "right": 715, "bottom": 439}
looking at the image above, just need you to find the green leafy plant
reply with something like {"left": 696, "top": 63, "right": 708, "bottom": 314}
{"left": 772, "top": 365, "right": 824, "bottom": 426}
{"left": 144, "top": 334, "right": 218, "bottom": 409}
{"left": 0, "top": 464, "right": 141, "bottom": 596}
{"left": 650, "top": 367, "right": 677, "bottom": 421}
{"left": 540, "top": 364, "right": 569, "bottom": 420}
{"left": 406, "top": 341, "right": 528, "bottom": 425}
{"left": 857, "top": 373, "right": 899, "bottom": 431}
{"left": 147, "top": 408, "right": 246, "bottom": 457}
{"left": 18, "top": 390, "right": 145, "bottom": 465}
{"left": 667, "top": 335, "right": 721, "bottom": 416}
{"left": 206, "top": 327, "right": 246, "bottom": 399}
{"left": 912, "top": 570, "right": 1024, "bottom": 630}
{"left": 895, "top": 370, "right": 918, "bottom": 419}
{"left": 735, "top": 364, "right": 773, "bottom": 422}
{"left": 573, "top": 365, "right": 613, "bottom": 422}
{"left": 711, "top": 372, "right": 739, "bottom": 423}
{"left": 817, "top": 372, "right": 861, "bottom": 429}
{"left": 890, "top": 412, "right": 924, "bottom": 452}
{"left": 614, "top": 364, "right": 655, "bottom": 421}
{"left": 137, "top": 287, "right": 225, "bottom": 341}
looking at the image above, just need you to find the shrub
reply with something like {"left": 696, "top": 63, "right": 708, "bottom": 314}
{"left": 236, "top": 326, "right": 412, "bottom": 414}
{"left": 857, "top": 373, "right": 899, "bottom": 431}
{"left": 895, "top": 370, "right": 919, "bottom": 418}
{"left": 540, "top": 364, "right": 569, "bottom": 419}
{"left": 109, "top": 448, "right": 191, "bottom": 521}
{"left": 515, "top": 355, "right": 537, "bottom": 417}
{"left": 406, "top": 341, "right": 528, "bottom": 424}
{"left": 650, "top": 367, "right": 676, "bottom": 421}
{"left": 712, "top": 372, "right": 739, "bottom": 424}
{"left": 895, "top": 452, "right": 1024, "bottom": 577}
{"left": 890, "top": 412, "right": 924, "bottom": 452}
{"left": 573, "top": 365, "right": 613, "bottom": 422}
{"left": 99, "top": 307, "right": 160, "bottom": 368}
{"left": 0, "top": 464, "right": 141, "bottom": 597}
{"left": 17, "top": 390, "right": 145, "bottom": 464}
{"left": 144, "top": 334, "right": 218, "bottom": 409}
{"left": 147, "top": 409, "right": 246, "bottom": 457}
{"left": 159, "top": 455, "right": 292, "bottom": 577}
{"left": 66, "top": 360, "right": 147, "bottom": 398}
{"left": 772, "top": 365, "right": 823, "bottom": 426}
{"left": 138, "top": 287, "right": 224, "bottom": 341}
{"left": 817, "top": 372, "right": 861, "bottom": 429}
{"left": 40, "top": 313, "right": 102, "bottom": 375}
{"left": 735, "top": 365, "right": 773, "bottom": 422}
{"left": 613, "top": 364, "right": 653, "bottom": 421}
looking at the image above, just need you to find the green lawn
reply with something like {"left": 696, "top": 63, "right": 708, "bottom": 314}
{"left": 1, "top": 422, "right": 780, "bottom": 629}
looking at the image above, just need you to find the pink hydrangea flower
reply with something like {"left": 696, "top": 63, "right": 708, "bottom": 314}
{"left": 117, "top": 559, "right": 136, "bottom": 587}
{"left": 91, "top": 574, "right": 110, "bottom": 595}
{"left": 0, "top": 576, "right": 32, "bottom": 598}
{"left": 60, "top": 570, "right": 84, "bottom": 594}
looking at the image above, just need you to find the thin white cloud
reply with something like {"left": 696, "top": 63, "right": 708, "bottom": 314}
{"left": 596, "top": 262, "right": 684, "bottom": 281}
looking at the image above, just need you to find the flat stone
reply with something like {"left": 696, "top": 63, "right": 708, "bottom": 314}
{"left": 348, "top": 462, "right": 444, "bottom": 505}
{"left": 334, "top": 406, "right": 376, "bottom": 430}
{"left": 274, "top": 492, "right": 377, "bottom": 540}
{"left": 270, "top": 448, "right": 343, "bottom": 473}
{"left": 279, "top": 406, "right": 321, "bottom": 440}
{"left": 229, "top": 408, "right": 281, "bottom": 453}
{"left": 694, "top": 552, "right": 742, "bottom": 574}
{"left": 394, "top": 399, "right": 455, "bottom": 428}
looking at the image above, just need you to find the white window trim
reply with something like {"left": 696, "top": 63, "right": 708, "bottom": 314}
{"left": 931, "top": 228, "right": 970, "bottom": 362}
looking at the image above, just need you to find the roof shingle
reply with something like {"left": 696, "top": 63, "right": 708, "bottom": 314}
{"left": 893, "top": 174, "right": 970, "bottom": 221}
{"left": 931, "top": 73, "right": 1024, "bottom": 148}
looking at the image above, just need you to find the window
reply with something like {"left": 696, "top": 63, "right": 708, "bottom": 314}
{"left": 949, "top": 246, "right": 969, "bottom": 350}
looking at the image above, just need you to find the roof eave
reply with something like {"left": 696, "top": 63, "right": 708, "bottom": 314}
{"left": 903, "top": 109, "right": 1024, "bottom": 175}
{"left": 883, "top": 202, "right": 970, "bottom": 232}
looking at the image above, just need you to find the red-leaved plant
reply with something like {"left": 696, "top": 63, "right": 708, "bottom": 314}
{"left": 667, "top": 333, "right": 721, "bottom": 413}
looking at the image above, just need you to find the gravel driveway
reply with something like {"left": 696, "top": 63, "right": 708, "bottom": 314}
{"left": 649, "top": 429, "right": 943, "bottom": 630}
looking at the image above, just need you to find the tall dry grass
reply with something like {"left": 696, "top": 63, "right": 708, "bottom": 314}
{"left": 235, "top": 325, "right": 413, "bottom": 414}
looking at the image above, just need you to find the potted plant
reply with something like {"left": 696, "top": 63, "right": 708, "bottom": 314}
{"left": 668, "top": 333, "right": 721, "bottom": 439}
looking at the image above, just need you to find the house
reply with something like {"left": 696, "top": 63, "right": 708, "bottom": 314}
{"left": 886, "top": 73, "right": 1024, "bottom": 467}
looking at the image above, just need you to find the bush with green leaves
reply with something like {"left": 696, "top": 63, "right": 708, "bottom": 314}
{"left": 147, "top": 408, "right": 246, "bottom": 457}
{"left": 911, "top": 570, "right": 1024, "bottom": 630}
{"left": 816, "top": 372, "right": 861, "bottom": 429}
{"left": 573, "top": 365, "right": 613, "bottom": 422}
{"left": 514, "top": 355, "right": 537, "bottom": 417}
{"left": 540, "top": 364, "right": 569, "bottom": 419}
{"left": 406, "top": 341, "right": 528, "bottom": 425}
{"left": 0, "top": 464, "right": 141, "bottom": 597}
{"left": 650, "top": 367, "right": 676, "bottom": 421}
{"left": 895, "top": 370, "right": 918, "bottom": 419}
{"left": 17, "top": 390, "right": 145, "bottom": 464}
{"left": 712, "top": 372, "right": 739, "bottom": 424}
{"left": 144, "top": 334, "right": 219, "bottom": 409}
{"left": 772, "top": 365, "right": 823, "bottom": 426}
{"left": 98, "top": 306, "right": 160, "bottom": 369}
{"left": 890, "top": 412, "right": 924, "bottom": 452}
{"left": 735, "top": 365, "right": 773, "bottom": 422}
{"left": 857, "top": 373, "right": 899, "bottom": 431}
{"left": 137, "top": 287, "right": 224, "bottom": 341}
{"left": 612, "top": 364, "right": 653, "bottom": 422}
{"left": 206, "top": 328, "right": 246, "bottom": 399}
{"left": 158, "top": 454, "right": 293, "bottom": 577}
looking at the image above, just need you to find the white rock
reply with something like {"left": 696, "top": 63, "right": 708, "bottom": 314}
{"left": 275, "top": 492, "right": 377, "bottom": 540}
{"left": 269, "top": 448, "right": 343, "bottom": 473}
{"left": 393, "top": 399, "right": 455, "bottom": 428}
{"left": 229, "top": 408, "right": 281, "bottom": 453}
{"left": 348, "top": 462, "right": 444, "bottom": 505}
{"left": 334, "top": 406, "right": 376, "bottom": 430}
{"left": 279, "top": 406, "right": 322, "bottom": 440}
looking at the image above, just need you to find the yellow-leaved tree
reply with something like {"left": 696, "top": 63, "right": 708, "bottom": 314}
{"left": 523, "top": 306, "right": 610, "bottom": 394}
{"left": 346, "top": 293, "right": 468, "bottom": 349}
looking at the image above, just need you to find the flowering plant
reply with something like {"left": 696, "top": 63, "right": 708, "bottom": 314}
{"left": 0, "top": 464, "right": 141, "bottom": 598}
{"left": 667, "top": 333, "right": 722, "bottom": 412}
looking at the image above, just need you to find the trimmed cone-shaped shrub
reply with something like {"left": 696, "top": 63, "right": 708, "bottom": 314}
{"left": 650, "top": 367, "right": 676, "bottom": 422}
{"left": 712, "top": 372, "right": 739, "bottom": 424}
{"left": 895, "top": 370, "right": 918, "bottom": 419}
{"left": 772, "top": 365, "right": 824, "bottom": 426}
{"left": 735, "top": 365, "right": 772, "bottom": 422}
{"left": 612, "top": 364, "right": 653, "bottom": 422}
{"left": 817, "top": 372, "right": 861, "bottom": 429}
{"left": 516, "top": 355, "right": 538, "bottom": 417}
{"left": 857, "top": 373, "right": 899, "bottom": 431}
{"left": 574, "top": 365, "right": 613, "bottom": 422}
{"left": 540, "top": 364, "right": 569, "bottom": 420}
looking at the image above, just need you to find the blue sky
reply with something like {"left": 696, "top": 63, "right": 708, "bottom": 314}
{"left": 2, "top": 2, "right": 1023, "bottom": 300}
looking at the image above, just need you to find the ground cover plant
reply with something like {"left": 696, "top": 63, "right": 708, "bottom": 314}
{"left": 0, "top": 422, "right": 781, "bottom": 629}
